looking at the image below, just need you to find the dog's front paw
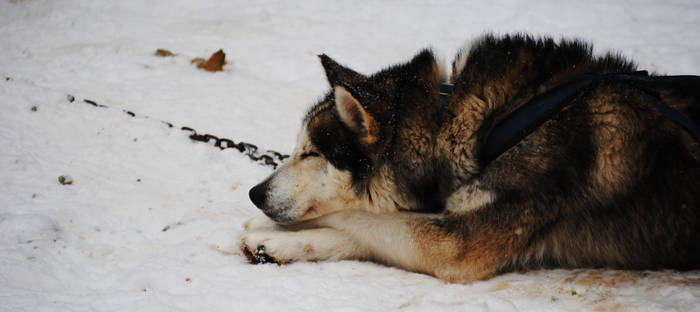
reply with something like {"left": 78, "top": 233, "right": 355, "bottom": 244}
{"left": 240, "top": 231, "right": 309, "bottom": 265}
{"left": 240, "top": 228, "right": 365, "bottom": 265}
{"left": 240, "top": 236, "right": 282, "bottom": 264}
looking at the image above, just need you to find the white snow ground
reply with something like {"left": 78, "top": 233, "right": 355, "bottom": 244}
{"left": 1, "top": 0, "right": 699, "bottom": 311}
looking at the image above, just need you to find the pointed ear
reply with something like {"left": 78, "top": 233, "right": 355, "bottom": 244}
{"left": 334, "top": 86, "right": 378, "bottom": 145}
{"left": 408, "top": 49, "right": 439, "bottom": 79}
{"left": 319, "top": 54, "right": 366, "bottom": 86}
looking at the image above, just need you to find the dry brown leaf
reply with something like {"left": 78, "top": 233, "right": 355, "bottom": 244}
{"left": 155, "top": 49, "right": 175, "bottom": 57}
{"left": 195, "top": 49, "right": 226, "bottom": 72}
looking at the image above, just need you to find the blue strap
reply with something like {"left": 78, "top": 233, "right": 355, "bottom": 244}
{"left": 475, "top": 73, "right": 700, "bottom": 167}
{"left": 479, "top": 75, "right": 596, "bottom": 166}
{"left": 614, "top": 74, "right": 700, "bottom": 144}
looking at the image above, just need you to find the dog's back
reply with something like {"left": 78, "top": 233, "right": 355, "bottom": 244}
{"left": 459, "top": 64, "right": 700, "bottom": 273}
{"left": 576, "top": 75, "right": 700, "bottom": 270}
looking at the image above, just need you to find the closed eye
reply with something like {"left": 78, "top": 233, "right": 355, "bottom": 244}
{"left": 300, "top": 152, "right": 321, "bottom": 159}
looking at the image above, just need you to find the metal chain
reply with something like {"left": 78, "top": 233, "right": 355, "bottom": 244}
{"left": 69, "top": 94, "right": 289, "bottom": 169}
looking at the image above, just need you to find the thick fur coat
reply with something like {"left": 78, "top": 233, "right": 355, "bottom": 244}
{"left": 242, "top": 34, "right": 700, "bottom": 282}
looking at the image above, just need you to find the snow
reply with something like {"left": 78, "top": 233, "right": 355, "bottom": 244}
{"left": 1, "top": 0, "right": 699, "bottom": 311}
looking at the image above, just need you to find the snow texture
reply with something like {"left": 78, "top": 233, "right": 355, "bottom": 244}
{"left": 1, "top": 0, "right": 699, "bottom": 311}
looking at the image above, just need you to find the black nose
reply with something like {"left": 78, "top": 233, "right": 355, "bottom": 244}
{"left": 249, "top": 181, "right": 268, "bottom": 209}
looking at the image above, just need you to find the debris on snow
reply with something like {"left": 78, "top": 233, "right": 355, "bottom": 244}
{"left": 155, "top": 49, "right": 175, "bottom": 57}
{"left": 57, "top": 175, "right": 73, "bottom": 185}
{"left": 193, "top": 49, "right": 226, "bottom": 72}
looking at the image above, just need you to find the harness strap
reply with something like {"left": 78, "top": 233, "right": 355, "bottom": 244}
{"left": 438, "top": 83, "right": 454, "bottom": 125}
{"left": 611, "top": 74, "right": 700, "bottom": 144}
{"left": 440, "top": 72, "right": 700, "bottom": 168}
{"left": 479, "top": 75, "right": 597, "bottom": 166}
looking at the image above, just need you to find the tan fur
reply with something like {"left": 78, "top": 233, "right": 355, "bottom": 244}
{"left": 445, "top": 183, "right": 495, "bottom": 213}
{"left": 587, "top": 87, "right": 643, "bottom": 192}
{"left": 436, "top": 94, "right": 489, "bottom": 176}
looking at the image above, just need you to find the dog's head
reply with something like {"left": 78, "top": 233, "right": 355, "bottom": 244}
{"left": 249, "top": 50, "right": 441, "bottom": 223}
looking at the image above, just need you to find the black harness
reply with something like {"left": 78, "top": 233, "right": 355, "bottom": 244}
{"left": 438, "top": 72, "right": 700, "bottom": 168}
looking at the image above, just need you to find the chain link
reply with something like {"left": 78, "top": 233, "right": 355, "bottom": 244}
{"left": 73, "top": 96, "right": 289, "bottom": 169}
{"left": 180, "top": 126, "right": 289, "bottom": 168}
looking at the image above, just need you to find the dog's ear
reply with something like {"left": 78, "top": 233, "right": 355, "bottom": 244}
{"left": 409, "top": 49, "right": 439, "bottom": 80}
{"left": 319, "top": 54, "right": 366, "bottom": 86}
{"left": 334, "top": 86, "right": 378, "bottom": 145}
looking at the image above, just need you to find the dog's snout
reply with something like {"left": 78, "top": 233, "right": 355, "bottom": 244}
{"left": 249, "top": 181, "right": 268, "bottom": 209}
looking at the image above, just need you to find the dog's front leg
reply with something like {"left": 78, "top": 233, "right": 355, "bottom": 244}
{"left": 240, "top": 227, "right": 371, "bottom": 264}
{"left": 303, "top": 210, "right": 499, "bottom": 282}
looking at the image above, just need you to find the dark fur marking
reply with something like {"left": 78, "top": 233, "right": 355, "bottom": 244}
{"left": 307, "top": 102, "right": 374, "bottom": 192}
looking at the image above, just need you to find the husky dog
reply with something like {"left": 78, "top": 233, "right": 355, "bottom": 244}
{"left": 241, "top": 34, "right": 700, "bottom": 282}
